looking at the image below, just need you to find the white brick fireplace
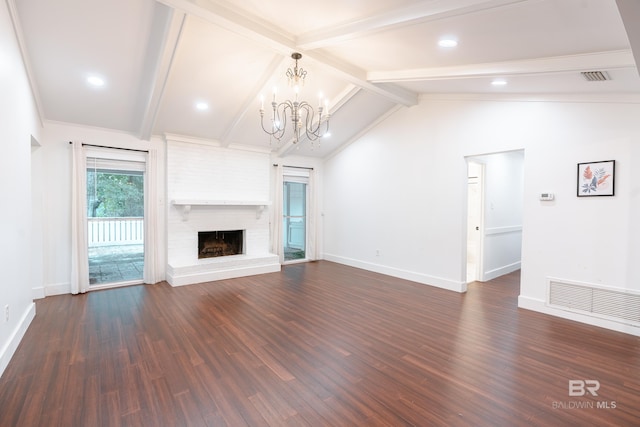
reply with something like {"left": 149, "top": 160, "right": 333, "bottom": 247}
{"left": 165, "top": 136, "right": 280, "bottom": 286}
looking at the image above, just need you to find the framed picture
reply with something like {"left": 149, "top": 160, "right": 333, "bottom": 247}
{"left": 577, "top": 160, "right": 615, "bottom": 197}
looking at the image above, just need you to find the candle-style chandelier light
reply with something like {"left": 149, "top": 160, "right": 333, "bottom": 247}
{"left": 259, "top": 52, "right": 330, "bottom": 146}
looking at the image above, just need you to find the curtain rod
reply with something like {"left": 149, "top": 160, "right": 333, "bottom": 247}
{"left": 69, "top": 141, "right": 148, "bottom": 153}
{"left": 273, "top": 164, "right": 314, "bottom": 170}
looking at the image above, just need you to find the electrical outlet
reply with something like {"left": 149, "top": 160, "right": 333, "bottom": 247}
{"left": 376, "top": 249, "right": 380, "bottom": 256}
{"left": 4, "top": 305, "right": 8, "bottom": 323}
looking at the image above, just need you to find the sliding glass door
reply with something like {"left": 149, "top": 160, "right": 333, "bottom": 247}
{"left": 86, "top": 155, "right": 145, "bottom": 287}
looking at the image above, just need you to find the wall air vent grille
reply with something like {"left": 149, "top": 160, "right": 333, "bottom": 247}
{"left": 581, "top": 71, "right": 610, "bottom": 81}
{"left": 548, "top": 280, "right": 640, "bottom": 326}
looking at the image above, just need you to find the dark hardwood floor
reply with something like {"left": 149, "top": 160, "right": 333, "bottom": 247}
{"left": 1, "top": 261, "right": 639, "bottom": 426}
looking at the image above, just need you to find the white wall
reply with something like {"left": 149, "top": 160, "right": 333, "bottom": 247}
{"left": 0, "top": 1, "right": 41, "bottom": 377}
{"left": 323, "top": 95, "right": 640, "bottom": 334}
{"left": 323, "top": 99, "right": 473, "bottom": 291}
{"left": 35, "top": 122, "right": 166, "bottom": 296}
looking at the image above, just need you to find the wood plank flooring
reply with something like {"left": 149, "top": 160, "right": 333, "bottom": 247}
{"left": 1, "top": 261, "right": 639, "bottom": 426}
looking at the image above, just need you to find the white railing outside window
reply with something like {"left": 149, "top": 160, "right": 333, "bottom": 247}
{"left": 88, "top": 217, "right": 144, "bottom": 246}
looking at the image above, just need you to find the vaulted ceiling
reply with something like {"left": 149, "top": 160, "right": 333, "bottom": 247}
{"left": 10, "top": 0, "right": 640, "bottom": 158}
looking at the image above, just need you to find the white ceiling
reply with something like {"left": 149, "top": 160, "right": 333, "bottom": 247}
{"left": 10, "top": 0, "right": 640, "bottom": 158}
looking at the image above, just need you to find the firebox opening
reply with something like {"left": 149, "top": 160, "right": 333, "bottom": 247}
{"left": 198, "top": 230, "right": 244, "bottom": 259}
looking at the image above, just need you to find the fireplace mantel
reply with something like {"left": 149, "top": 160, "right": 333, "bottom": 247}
{"left": 171, "top": 199, "right": 271, "bottom": 220}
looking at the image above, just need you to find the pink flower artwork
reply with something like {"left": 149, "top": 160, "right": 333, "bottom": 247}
{"left": 578, "top": 161, "right": 614, "bottom": 196}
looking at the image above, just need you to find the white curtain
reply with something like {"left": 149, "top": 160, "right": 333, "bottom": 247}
{"left": 143, "top": 149, "right": 159, "bottom": 284}
{"left": 70, "top": 141, "right": 89, "bottom": 294}
{"left": 73, "top": 144, "right": 155, "bottom": 291}
{"left": 307, "top": 168, "right": 317, "bottom": 261}
{"left": 271, "top": 164, "right": 284, "bottom": 262}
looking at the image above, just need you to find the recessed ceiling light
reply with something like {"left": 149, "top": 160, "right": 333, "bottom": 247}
{"left": 196, "top": 102, "right": 209, "bottom": 111}
{"left": 491, "top": 79, "right": 507, "bottom": 86}
{"left": 438, "top": 39, "right": 458, "bottom": 48}
{"left": 87, "top": 76, "right": 105, "bottom": 87}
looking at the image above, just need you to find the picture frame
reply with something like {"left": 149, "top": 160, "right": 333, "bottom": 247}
{"left": 577, "top": 160, "right": 615, "bottom": 197}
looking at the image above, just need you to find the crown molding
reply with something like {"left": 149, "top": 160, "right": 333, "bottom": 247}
{"left": 419, "top": 92, "right": 640, "bottom": 104}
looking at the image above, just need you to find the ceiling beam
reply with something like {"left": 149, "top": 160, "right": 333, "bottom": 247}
{"left": 297, "top": 0, "right": 528, "bottom": 50}
{"left": 220, "top": 55, "right": 287, "bottom": 147}
{"left": 138, "top": 8, "right": 187, "bottom": 141}
{"left": 155, "top": 0, "right": 296, "bottom": 54}
{"left": 616, "top": 0, "right": 640, "bottom": 75}
{"left": 303, "top": 50, "right": 417, "bottom": 106}
{"left": 368, "top": 50, "right": 637, "bottom": 82}
{"left": 155, "top": 0, "right": 417, "bottom": 106}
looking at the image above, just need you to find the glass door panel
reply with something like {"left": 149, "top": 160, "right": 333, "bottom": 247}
{"left": 87, "top": 167, "right": 144, "bottom": 285}
{"left": 283, "top": 181, "right": 306, "bottom": 262}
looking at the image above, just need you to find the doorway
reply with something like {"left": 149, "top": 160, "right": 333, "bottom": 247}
{"left": 465, "top": 150, "right": 524, "bottom": 285}
{"left": 86, "top": 154, "right": 145, "bottom": 287}
{"left": 283, "top": 179, "right": 308, "bottom": 262}
{"left": 466, "top": 162, "right": 484, "bottom": 283}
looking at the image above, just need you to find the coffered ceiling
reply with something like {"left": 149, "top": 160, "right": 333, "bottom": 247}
{"left": 9, "top": 0, "right": 640, "bottom": 158}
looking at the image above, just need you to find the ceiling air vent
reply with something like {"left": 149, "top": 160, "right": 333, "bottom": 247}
{"left": 581, "top": 71, "right": 610, "bottom": 81}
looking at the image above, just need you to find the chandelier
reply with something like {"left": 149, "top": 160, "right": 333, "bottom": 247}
{"left": 260, "top": 52, "right": 330, "bottom": 146}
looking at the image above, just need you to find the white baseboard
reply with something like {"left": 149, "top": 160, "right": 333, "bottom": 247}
{"left": 34, "top": 283, "right": 69, "bottom": 299}
{"left": 32, "top": 286, "right": 45, "bottom": 300}
{"left": 323, "top": 254, "right": 466, "bottom": 293}
{"left": 0, "top": 302, "right": 36, "bottom": 379}
{"left": 483, "top": 261, "right": 521, "bottom": 282}
{"left": 44, "top": 282, "right": 71, "bottom": 296}
{"left": 518, "top": 295, "right": 640, "bottom": 337}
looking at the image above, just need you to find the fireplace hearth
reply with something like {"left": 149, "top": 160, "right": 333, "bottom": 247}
{"left": 198, "top": 230, "right": 244, "bottom": 259}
